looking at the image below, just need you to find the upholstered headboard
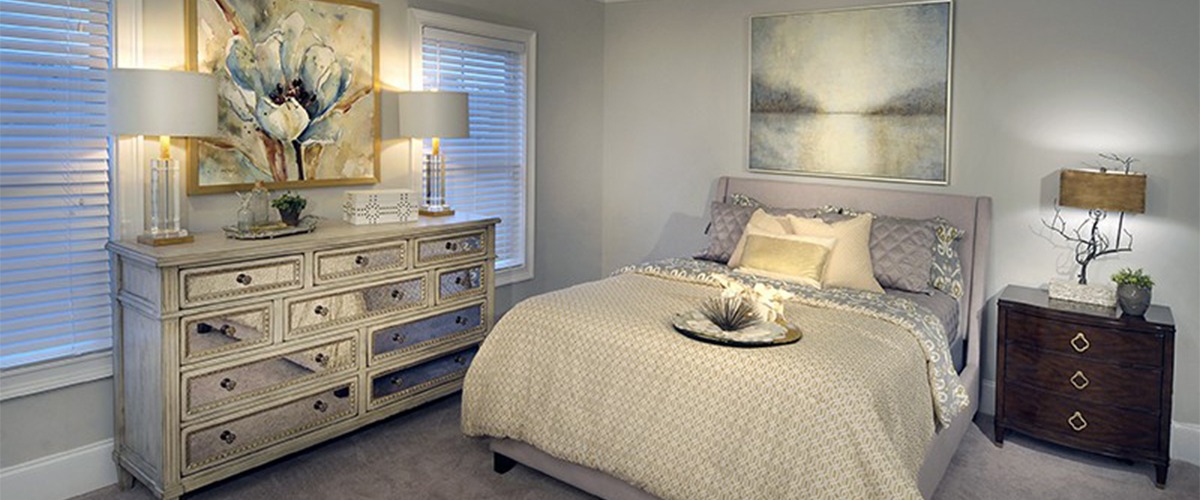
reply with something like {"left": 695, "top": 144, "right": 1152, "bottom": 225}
{"left": 715, "top": 177, "right": 992, "bottom": 375}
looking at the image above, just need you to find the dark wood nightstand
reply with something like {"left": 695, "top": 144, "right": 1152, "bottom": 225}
{"left": 995, "top": 285, "right": 1175, "bottom": 487}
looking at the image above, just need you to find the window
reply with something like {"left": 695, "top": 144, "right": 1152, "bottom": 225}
{"left": 411, "top": 10, "right": 535, "bottom": 284}
{"left": 0, "top": 0, "right": 113, "bottom": 369}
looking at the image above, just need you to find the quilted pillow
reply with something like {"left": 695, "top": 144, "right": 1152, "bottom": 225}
{"left": 696, "top": 201, "right": 820, "bottom": 264}
{"left": 820, "top": 206, "right": 965, "bottom": 297}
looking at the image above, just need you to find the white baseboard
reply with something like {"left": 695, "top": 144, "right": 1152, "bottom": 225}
{"left": 1173, "top": 422, "right": 1200, "bottom": 466}
{"left": 979, "top": 378, "right": 1200, "bottom": 466}
{"left": 0, "top": 439, "right": 116, "bottom": 500}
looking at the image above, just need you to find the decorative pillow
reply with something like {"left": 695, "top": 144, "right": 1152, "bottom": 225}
{"left": 787, "top": 214, "right": 884, "bottom": 293}
{"left": 736, "top": 230, "right": 836, "bottom": 288}
{"left": 728, "top": 209, "right": 791, "bottom": 267}
{"left": 697, "top": 201, "right": 821, "bottom": 264}
{"left": 930, "top": 218, "right": 965, "bottom": 299}
{"left": 818, "top": 207, "right": 945, "bottom": 294}
{"left": 730, "top": 192, "right": 761, "bottom": 207}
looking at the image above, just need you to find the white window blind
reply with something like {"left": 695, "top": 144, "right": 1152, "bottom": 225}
{"left": 0, "top": 0, "right": 112, "bottom": 369}
{"left": 421, "top": 25, "right": 529, "bottom": 274}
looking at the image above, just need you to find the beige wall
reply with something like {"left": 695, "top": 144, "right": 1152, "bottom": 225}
{"left": 0, "top": 0, "right": 605, "bottom": 472}
{"left": 601, "top": 0, "right": 1200, "bottom": 426}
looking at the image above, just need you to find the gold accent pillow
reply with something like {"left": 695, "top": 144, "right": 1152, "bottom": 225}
{"left": 787, "top": 213, "right": 884, "bottom": 293}
{"left": 727, "top": 209, "right": 791, "bottom": 267}
{"left": 736, "top": 230, "right": 836, "bottom": 288}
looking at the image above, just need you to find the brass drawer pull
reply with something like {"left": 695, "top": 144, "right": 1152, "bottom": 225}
{"left": 391, "top": 333, "right": 406, "bottom": 343}
{"left": 235, "top": 273, "right": 252, "bottom": 286}
{"left": 354, "top": 255, "right": 369, "bottom": 267}
{"left": 220, "top": 378, "right": 237, "bottom": 391}
{"left": 219, "top": 430, "right": 237, "bottom": 444}
{"left": 1070, "top": 332, "right": 1090, "bottom": 353}
{"left": 313, "top": 400, "right": 328, "bottom": 413}
{"left": 314, "top": 305, "right": 330, "bottom": 317}
{"left": 1067, "top": 411, "right": 1088, "bottom": 432}
{"left": 314, "top": 353, "right": 328, "bottom": 366}
{"left": 390, "top": 289, "right": 404, "bottom": 300}
{"left": 1070, "top": 370, "right": 1090, "bottom": 390}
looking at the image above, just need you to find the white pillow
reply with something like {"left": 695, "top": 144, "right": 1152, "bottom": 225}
{"left": 727, "top": 209, "right": 791, "bottom": 267}
{"left": 787, "top": 213, "right": 883, "bottom": 293}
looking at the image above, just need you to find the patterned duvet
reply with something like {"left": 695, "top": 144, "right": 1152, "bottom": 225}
{"left": 462, "top": 259, "right": 969, "bottom": 499}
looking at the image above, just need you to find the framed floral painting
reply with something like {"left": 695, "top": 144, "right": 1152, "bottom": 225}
{"left": 186, "top": 0, "right": 380, "bottom": 194}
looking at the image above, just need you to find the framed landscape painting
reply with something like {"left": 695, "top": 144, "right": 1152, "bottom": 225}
{"left": 748, "top": 1, "right": 953, "bottom": 184}
{"left": 186, "top": 0, "right": 380, "bottom": 194}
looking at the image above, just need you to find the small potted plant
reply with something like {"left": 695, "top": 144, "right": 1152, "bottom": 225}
{"left": 1111, "top": 267, "right": 1153, "bottom": 316}
{"left": 271, "top": 191, "right": 307, "bottom": 226}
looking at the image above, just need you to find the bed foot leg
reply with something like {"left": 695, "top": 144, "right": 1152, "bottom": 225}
{"left": 494, "top": 452, "right": 516, "bottom": 474}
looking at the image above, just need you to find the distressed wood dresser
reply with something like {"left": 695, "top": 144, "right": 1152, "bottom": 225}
{"left": 106, "top": 214, "right": 498, "bottom": 499}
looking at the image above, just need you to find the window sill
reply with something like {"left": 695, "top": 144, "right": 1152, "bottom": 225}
{"left": 0, "top": 351, "right": 113, "bottom": 402}
{"left": 497, "top": 265, "right": 534, "bottom": 287}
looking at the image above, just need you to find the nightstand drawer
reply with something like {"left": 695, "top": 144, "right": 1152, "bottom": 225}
{"left": 1004, "top": 342, "right": 1161, "bottom": 414}
{"left": 1005, "top": 310, "right": 1162, "bottom": 366}
{"left": 1004, "top": 384, "right": 1159, "bottom": 453}
{"left": 183, "top": 380, "right": 357, "bottom": 475}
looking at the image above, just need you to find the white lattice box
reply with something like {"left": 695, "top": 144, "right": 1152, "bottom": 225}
{"left": 342, "top": 189, "right": 417, "bottom": 225}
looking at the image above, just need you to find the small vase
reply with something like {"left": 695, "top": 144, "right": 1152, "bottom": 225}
{"left": 1116, "top": 284, "right": 1151, "bottom": 316}
{"left": 279, "top": 209, "right": 302, "bottom": 227}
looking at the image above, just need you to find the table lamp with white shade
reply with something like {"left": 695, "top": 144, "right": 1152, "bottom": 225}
{"left": 108, "top": 68, "right": 217, "bottom": 245}
{"left": 396, "top": 91, "right": 469, "bottom": 216}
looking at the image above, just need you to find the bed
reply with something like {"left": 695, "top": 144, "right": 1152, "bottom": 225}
{"left": 462, "top": 177, "right": 991, "bottom": 499}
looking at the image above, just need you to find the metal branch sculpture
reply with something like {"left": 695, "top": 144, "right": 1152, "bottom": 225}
{"left": 1042, "top": 153, "right": 1139, "bottom": 284}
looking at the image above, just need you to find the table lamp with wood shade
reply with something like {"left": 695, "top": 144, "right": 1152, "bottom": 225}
{"left": 396, "top": 91, "right": 469, "bottom": 216}
{"left": 1044, "top": 155, "right": 1147, "bottom": 306}
{"left": 108, "top": 68, "right": 217, "bottom": 246}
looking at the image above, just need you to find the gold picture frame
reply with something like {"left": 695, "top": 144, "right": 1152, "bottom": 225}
{"left": 185, "top": 0, "right": 381, "bottom": 194}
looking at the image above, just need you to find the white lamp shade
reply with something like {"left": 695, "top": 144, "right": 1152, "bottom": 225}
{"left": 396, "top": 91, "right": 469, "bottom": 139}
{"left": 107, "top": 68, "right": 218, "bottom": 137}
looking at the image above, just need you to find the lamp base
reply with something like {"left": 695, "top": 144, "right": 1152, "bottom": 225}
{"left": 419, "top": 207, "right": 456, "bottom": 217}
{"left": 1048, "top": 279, "right": 1115, "bottom": 307}
{"left": 137, "top": 232, "right": 194, "bottom": 246}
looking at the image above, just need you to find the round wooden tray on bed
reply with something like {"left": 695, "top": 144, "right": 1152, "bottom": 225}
{"left": 670, "top": 310, "right": 802, "bottom": 347}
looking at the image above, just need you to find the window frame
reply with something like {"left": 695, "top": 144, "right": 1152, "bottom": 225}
{"left": 408, "top": 9, "right": 536, "bottom": 287}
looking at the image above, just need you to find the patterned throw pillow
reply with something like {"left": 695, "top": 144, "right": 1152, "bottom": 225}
{"left": 729, "top": 193, "right": 762, "bottom": 207}
{"left": 930, "top": 218, "right": 965, "bottom": 299}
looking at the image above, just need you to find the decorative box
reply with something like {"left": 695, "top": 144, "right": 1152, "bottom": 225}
{"left": 343, "top": 189, "right": 417, "bottom": 225}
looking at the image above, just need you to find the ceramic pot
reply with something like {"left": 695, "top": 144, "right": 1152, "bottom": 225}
{"left": 1116, "top": 284, "right": 1151, "bottom": 316}
{"left": 278, "top": 208, "right": 302, "bottom": 227}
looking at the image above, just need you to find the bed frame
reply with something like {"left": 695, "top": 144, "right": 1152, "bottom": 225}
{"left": 490, "top": 176, "right": 992, "bottom": 499}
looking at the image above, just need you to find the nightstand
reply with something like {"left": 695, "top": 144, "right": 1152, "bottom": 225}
{"left": 994, "top": 285, "right": 1175, "bottom": 487}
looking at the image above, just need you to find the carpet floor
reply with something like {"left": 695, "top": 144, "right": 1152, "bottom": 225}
{"left": 76, "top": 394, "right": 1199, "bottom": 500}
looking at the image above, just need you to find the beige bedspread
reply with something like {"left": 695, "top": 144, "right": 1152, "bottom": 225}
{"left": 462, "top": 273, "right": 942, "bottom": 499}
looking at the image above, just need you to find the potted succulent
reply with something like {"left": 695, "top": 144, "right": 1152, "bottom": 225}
{"left": 1111, "top": 267, "right": 1153, "bottom": 316}
{"left": 271, "top": 191, "right": 308, "bottom": 226}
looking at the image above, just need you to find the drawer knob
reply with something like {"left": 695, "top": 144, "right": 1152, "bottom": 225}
{"left": 391, "top": 376, "right": 404, "bottom": 386}
{"left": 313, "top": 400, "right": 328, "bottom": 413}
{"left": 219, "top": 378, "right": 237, "bottom": 391}
{"left": 314, "top": 353, "right": 328, "bottom": 365}
{"left": 355, "top": 255, "right": 370, "bottom": 266}
{"left": 235, "top": 273, "right": 252, "bottom": 286}
{"left": 314, "top": 305, "right": 330, "bottom": 317}
{"left": 197, "top": 322, "right": 237, "bottom": 336}
{"left": 454, "top": 276, "right": 463, "bottom": 285}
{"left": 1069, "top": 370, "right": 1090, "bottom": 390}
{"left": 391, "top": 332, "right": 406, "bottom": 343}
{"left": 445, "top": 241, "right": 458, "bottom": 251}
{"left": 1070, "top": 332, "right": 1091, "bottom": 353}
{"left": 391, "top": 289, "right": 404, "bottom": 300}
{"left": 454, "top": 316, "right": 466, "bottom": 325}
{"left": 219, "top": 430, "right": 237, "bottom": 444}
{"left": 1067, "top": 411, "right": 1088, "bottom": 432}
{"left": 454, "top": 354, "right": 467, "bottom": 365}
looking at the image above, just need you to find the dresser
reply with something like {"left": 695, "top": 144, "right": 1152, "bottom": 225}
{"left": 107, "top": 214, "right": 498, "bottom": 500}
{"left": 994, "top": 285, "right": 1175, "bottom": 486}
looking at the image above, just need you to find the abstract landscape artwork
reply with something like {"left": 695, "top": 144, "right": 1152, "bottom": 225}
{"left": 749, "top": 1, "right": 952, "bottom": 184}
{"left": 187, "top": 0, "right": 379, "bottom": 193}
